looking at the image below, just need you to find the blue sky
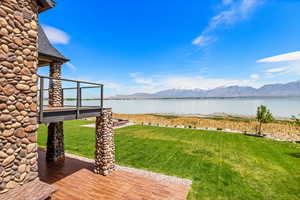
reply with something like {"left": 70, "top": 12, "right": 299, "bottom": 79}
{"left": 38, "top": 0, "right": 300, "bottom": 96}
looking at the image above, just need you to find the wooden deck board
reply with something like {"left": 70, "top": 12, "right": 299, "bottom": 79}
{"left": 38, "top": 150, "right": 190, "bottom": 200}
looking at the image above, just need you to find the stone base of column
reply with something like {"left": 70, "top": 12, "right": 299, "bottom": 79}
{"left": 94, "top": 109, "right": 115, "bottom": 176}
{"left": 46, "top": 122, "right": 65, "bottom": 162}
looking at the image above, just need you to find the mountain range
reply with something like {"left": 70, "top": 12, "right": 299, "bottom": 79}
{"left": 109, "top": 80, "right": 300, "bottom": 99}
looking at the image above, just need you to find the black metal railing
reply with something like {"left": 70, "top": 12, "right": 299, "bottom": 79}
{"left": 38, "top": 75, "right": 104, "bottom": 122}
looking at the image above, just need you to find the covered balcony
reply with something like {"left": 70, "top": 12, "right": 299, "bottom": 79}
{"left": 38, "top": 75, "right": 104, "bottom": 124}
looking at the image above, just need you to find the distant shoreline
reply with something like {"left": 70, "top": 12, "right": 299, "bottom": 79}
{"left": 145, "top": 112, "right": 292, "bottom": 121}
{"left": 61, "top": 96, "right": 300, "bottom": 101}
{"left": 105, "top": 96, "right": 300, "bottom": 100}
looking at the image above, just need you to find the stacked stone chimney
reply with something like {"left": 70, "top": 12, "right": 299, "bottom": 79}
{"left": 0, "top": 0, "right": 39, "bottom": 193}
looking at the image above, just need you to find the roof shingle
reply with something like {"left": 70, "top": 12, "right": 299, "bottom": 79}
{"left": 37, "top": 0, "right": 56, "bottom": 12}
{"left": 38, "top": 24, "right": 69, "bottom": 62}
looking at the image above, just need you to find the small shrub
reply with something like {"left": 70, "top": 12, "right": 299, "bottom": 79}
{"left": 291, "top": 114, "right": 300, "bottom": 126}
{"left": 256, "top": 105, "right": 274, "bottom": 135}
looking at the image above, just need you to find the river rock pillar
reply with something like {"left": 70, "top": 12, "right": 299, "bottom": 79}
{"left": 95, "top": 109, "right": 115, "bottom": 176}
{"left": 0, "top": 0, "right": 39, "bottom": 193}
{"left": 48, "top": 62, "right": 62, "bottom": 107}
{"left": 46, "top": 62, "right": 64, "bottom": 162}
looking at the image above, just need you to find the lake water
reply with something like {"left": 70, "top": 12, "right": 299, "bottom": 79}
{"left": 66, "top": 97, "right": 300, "bottom": 118}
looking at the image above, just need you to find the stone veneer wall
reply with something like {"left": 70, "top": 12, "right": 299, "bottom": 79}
{"left": 0, "top": 0, "right": 39, "bottom": 193}
{"left": 46, "top": 62, "right": 64, "bottom": 162}
{"left": 48, "top": 62, "right": 62, "bottom": 107}
{"left": 46, "top": 121, "right": 64, "bottom": 162}
{"left": 95, "top": 109, "right": 115, "bottom": 176}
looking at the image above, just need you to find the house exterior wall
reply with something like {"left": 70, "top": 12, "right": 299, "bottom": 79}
{"left": 0, "top": 0, "right": 39, "bottom": 193}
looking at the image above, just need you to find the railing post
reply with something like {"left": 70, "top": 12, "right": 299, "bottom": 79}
{"left": 61, "top": 88, "right": 64, "bottom": 107}
{"left": 76, "top": 82, "right": 80, "bottom": 118}
{"left": 79, "top": 88, "right": 82, "bottom": 107}
{"left": 101, "top": 85, "right": 104, "bottom": 110}
{"left": 39, "top": 77, "right": 44, "bottom": 123}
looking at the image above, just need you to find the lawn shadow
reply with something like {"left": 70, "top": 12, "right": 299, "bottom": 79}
{"left": 287, "top": 152, "right": 300, "bottom": 158}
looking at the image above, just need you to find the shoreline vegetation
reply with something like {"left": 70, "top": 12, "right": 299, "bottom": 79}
{"left": 112, "top": 113, "right": 300, "bottom": 142}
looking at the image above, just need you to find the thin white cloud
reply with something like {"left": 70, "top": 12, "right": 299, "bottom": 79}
{"left": 192, "top": 36, "right": 215, "bottom": 46}
{"left": 250, "top": 74, "right": 259, "bottom": 79}
{"left": 122, "top": 73, "right": 265, "bottom": 95}
{"left": 257, "top": 51, "right": 300, "bottom": 75}
{"left": 193, "top": 0, "right": 260, "bottom": 46}
{"left": 264, "top": 67, "right": 289, "bottom": 73}
{"left": 43, "top": 25, "right": 70, "bottom": 44}
{"left": 65, "top": 62, "right": 76, "bottom": 70}
{"left": 130, "top": 72, "right": 153, "bottom": 84}
{"left": 257, "top": 51, "right": 300, "bottom": 63}
{"left": 97, "top": 72, "right": 279, "bottom": 96}
{"left": 161, "top": 75, "right": 262, "bottom": 90}
{"left": 105, "top": 82, "right": 122, "bottom": 90}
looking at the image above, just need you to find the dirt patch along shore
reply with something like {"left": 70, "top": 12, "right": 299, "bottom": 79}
{"left": 113, "top": 113, "right": 300, "bottom": 142}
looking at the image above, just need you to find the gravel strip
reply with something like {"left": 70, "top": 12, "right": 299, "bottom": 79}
{"left": 64, "top": 152, "right": 192, "bottom": 187}
{"left": 115, "top": 165, "right": 192, "bottom": 186}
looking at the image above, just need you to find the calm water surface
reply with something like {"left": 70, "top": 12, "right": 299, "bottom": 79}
{"left": 66, "top": 97, "right": 300, "bottom": 118}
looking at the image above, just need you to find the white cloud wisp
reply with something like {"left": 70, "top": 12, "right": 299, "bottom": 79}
{"left": 43, "top": 25, "right": 70, "bottom": 45}
{"left": 257, "top": 51, "right": 300, "bottom": 75}
{"left": 257, "top": 51, "right": 300, "bottom": 63}
{"left": 193, "top": 0, "right": 261, "bottom": 46}
{"left": 65, "top": 63, "right": 76, "bottom": 70}
{"left": 117, "top": 73, "right": 265, "bottom": 95}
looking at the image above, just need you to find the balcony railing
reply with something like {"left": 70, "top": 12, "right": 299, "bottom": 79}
{"left": 38, "top": 75, "right": 104, "bottom": 123}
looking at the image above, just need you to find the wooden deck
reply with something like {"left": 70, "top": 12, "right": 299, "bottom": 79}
{"left": 40, "top": 106, "right": 103, "bottom": 123}
{"left": 38, "top": 150, "right": 190, "bottom": 200}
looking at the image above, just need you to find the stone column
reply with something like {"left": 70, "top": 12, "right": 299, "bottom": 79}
{"left": 46, "top": 121, "right": 64, "bottom": 162}
{"left": 48, "top": 62, "right": 62, "bottom": 107}
{"left": 95, "top": 109, "right": 115, "bottom": 176}
{"left": 46, "top": 62, "right": 64, "bottom": 162}
{"left": 0, "top": 0, "right": 39, "bottom": 193}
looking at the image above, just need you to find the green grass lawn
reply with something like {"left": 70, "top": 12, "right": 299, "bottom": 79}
{"left": 38, "top": 120, "right": 300, "bottom": 200}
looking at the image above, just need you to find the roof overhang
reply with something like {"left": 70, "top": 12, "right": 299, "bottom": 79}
{"left": 38, "top": 53, "right": 70, "bottom": 67}
{"left": 37, "top": 0, "right": 56, "bottom": 13}
{"left": 38, "top": 24, "right": 70, "bottom": 65}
